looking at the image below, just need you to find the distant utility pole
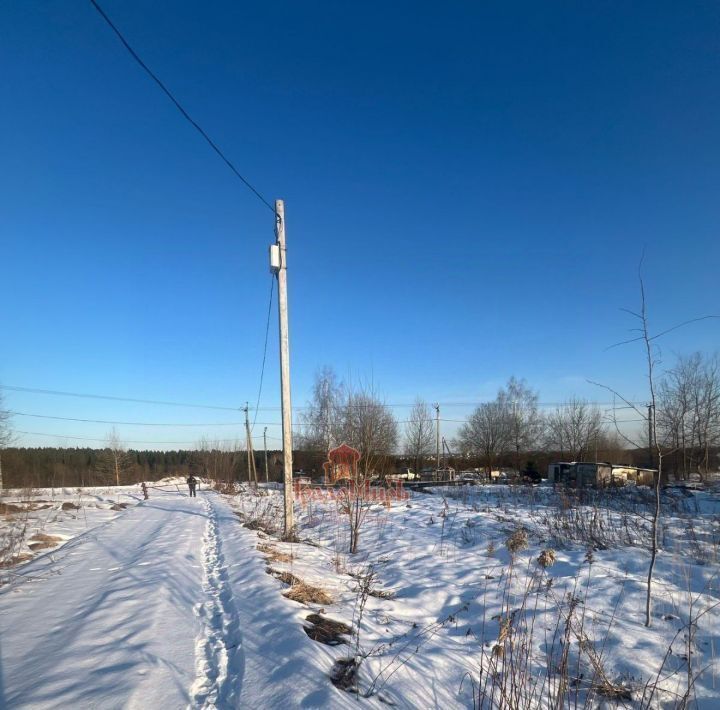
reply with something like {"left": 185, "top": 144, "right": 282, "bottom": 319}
{"left": 434, "top": 403, "right": 440, "bottom": 480}
{"left": 263, "top": 426, "right": 269, "bottom": 483}
{"left": 442, "top": 437, "right": 450, "bottom": 470}
{"left": 243, "top": 403, "right": 258, "bottom": 487}
{"left": 244, "top": 403, "right": 251, "bottom": 481}
{"left": 271, "top": 199, "right": 294, "bottom": 537}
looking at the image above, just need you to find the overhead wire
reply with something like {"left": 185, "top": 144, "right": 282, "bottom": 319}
{"left": 88, "top": 0, "right": 275, "bottom": 214}
{"left": 87, "top": 0, "right": 281, "bottom": 438}
{"left": 251, "top": 276, "right": 274, "bottom": 432}
{"left": 19, "top": 3, "right": 663, "bottom": 452}
{"left": 10, "top": 411, "right": 426, "bottom": 427}
{"left": 13, "top": 430, "right": 282, "bottom": 446}
{"left": 9, "top": 411, "right": 245, "bottom": 427}
{"left": 0, "top": 385, "right": 241, "bottom": 412}
{"left": 1, "top": 385, "right": 648, "bottom": 412}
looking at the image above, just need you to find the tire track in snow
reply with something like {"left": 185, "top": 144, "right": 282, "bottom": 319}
{"left": 190, "top": 495, "right": 244, "bottom": 708}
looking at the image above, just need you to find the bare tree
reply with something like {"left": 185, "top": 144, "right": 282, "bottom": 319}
{"left": 591, "top": 268, "right": 717, "bottom": 628}
{"left": 296, "top": 366, "right": 346, "bottom": 452}
{"left": 324, "top": 380, "right": 399, "bottom": 553}
{"left": 96, "top": 428, "right": 134, "bottom": 487}
{"left": 404, "top": 399, "right": 435, "bottom": 475}
{"left": 594, "top": 430, "right": 627, "bottom": 464}
{"left": 298, "top": 369, "right": 398, "bottom": 475}
{"left": 455, "top": 401, "right": 512, "bottom": 475}
{"left": 195, "top": 437, "right": 244, "bottom": 485}
{"left": 0, "top": 390, "right": 12, "bottom": 492}
{"left": 658, "top": 352, "right": 720, "bottom": 479}
{"left": 545, "top": 398, "right": 603, "bottom": 461}
{"left": 634, "top": 277, "right": 663, "bottom": 629}
{"left": 498, "top": 377, "right": 544, "bottom": 472}
{"left": 338, "top": 384, "right": 398, "bottom": 480}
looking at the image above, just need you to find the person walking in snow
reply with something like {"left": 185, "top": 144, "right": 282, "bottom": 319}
{"left": 186, "top": 474, "right": 198, "bottom": 497}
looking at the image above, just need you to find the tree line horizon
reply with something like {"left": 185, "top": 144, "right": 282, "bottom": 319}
{"left": 2, "top": 349, "right": 717, "bottom": 489}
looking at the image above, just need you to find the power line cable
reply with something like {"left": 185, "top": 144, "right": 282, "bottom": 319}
{"left": 88, "top": 0, "right": 275, "bottom": 214}
{"left": 10, "top": 411, "right": 416, "bottom": 427}
{"left": 9, "top": 412, "right": 422, "bottom": 427}
{"left": 14, "top": 429, "right": 282, "bottom": 446}
{"left": 0, "top": 385, "right": 241, "bottom": 412}
{"left": 0, "top": 384, "right": 648, "bottom": 413}
{"left": 251, "top": 276, "right": 274, "bottom": 432}
{"left": 10, "top": 411, "right": 245, "bottom": 427}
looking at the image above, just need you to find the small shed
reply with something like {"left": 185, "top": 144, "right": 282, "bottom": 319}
{"left": 553, "top": 462, "right": 658, "bottom": 488}
{"left": 323, "top": 443, "right": 361, "bottom": 484}
{"left": 547, "top": 462, "right": 574, "bottom": 483}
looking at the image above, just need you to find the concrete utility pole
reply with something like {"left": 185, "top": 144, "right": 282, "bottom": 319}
{"left": 434, "top": 403, "right": 440, "bottom": 480}
{"left": 272, "top": 199, "right": 294, "bottom": 537}
{"left": 263, "top": 426, "right": 269, "bottom": 483}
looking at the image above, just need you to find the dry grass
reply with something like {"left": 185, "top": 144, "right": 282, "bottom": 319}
{"left": 238, "top": 513, "right": 277, "bottom": 536}
{"left": 0, "top": 553, "right": 33, "bottom": 569}
{"left": 27, "top": 534, "right": 63, "bottom": 551}
{"left": 257, "top": 543, "right": 294, "bottom": 563}
{"left": 304, "top": 613, "right": 351, "bottom": 645}
{"left": 267, "top": 568, "right": 302, "bottom": 586}
{"left": 285, "top": 582, "right": 333, "bottom": 605}
{"left": 266, "top": 567, "right": 334, "bottom": 605}
{"left": 330, "top": 657, "right": 359, "bottom": 691}
{"left": 368, "top": 586, "right": 396, "bottom": 599}
{"left": 0, "top": 503, "right": 26, "bottom": 515}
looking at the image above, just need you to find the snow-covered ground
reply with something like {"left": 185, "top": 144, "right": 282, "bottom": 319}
{"left": 230, "top": 482, "right": 720, "bottom": 708}
{"left": 1, "top": 480, "right": 719, "bottom": 708}
{"left": 0, "top": 482, "right": 356, "bottom": 709}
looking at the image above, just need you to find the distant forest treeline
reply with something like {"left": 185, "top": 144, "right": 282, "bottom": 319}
{"left": 2, "top": 447, "right": 199, "bottom": 488}
{"left": 1, "top": 445, "right": 658, "bottom": 490}
{"left": 1, "top": 446, "right": 346, "bottom": 489}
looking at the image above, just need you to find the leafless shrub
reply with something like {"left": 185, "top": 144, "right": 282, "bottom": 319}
{"left": 537, "top": 549, "right": 556, "bottom": 568}
{"left": 235, "top": 496, "right": 283, "bottom": 535}
{"left": 506, "top": 528, "right": 528, "bottom": 555}
{"left": 0, "top": 489, "right": 34, "bottom": 578}
{"left": 532, "top": 502, "right": 650, "bottom": 550}
{"left": 212, "top": 479, "right": 240, "bottom": 495}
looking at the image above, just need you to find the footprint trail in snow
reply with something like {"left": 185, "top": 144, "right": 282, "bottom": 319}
{"left": 190, "top": 496, "right": 244, "bottom": 709}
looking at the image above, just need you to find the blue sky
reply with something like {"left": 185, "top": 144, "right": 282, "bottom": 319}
{"left": 1, "top": 1, "right": 718, "bottom": 449}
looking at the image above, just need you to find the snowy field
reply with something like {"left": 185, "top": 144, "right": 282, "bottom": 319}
{"left": 0, "top": 481, "right": 356, "bottom": 709}
{"left": 0, "top": 483, "right": 148, "bottom": 577}
{"left": 1, "top": 479, "right": 719, "bottom": 708}
{"left": 230, "top": 482, "right": 720, "bottom": 708}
